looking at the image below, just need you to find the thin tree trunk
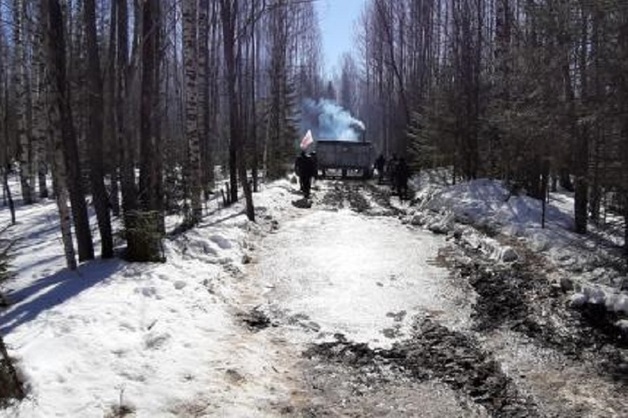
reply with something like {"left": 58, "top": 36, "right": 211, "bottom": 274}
{"left": 198, "top": 0, "right": 212, "bottom": 199}
{"left": 2, "top": 167, "right": 15, "bottom": 225}
{"left": 183, "top": 0, "right": 203, "bottom": 222}
{"left": 220, "top": 0, "right": 254, "bottom": 220}
{"left": 117, "top": 0, "right": 136, "bottom": 215}
{"left": 251, "top": 0, "right": 259, "bottom": 192}
{"left": 221, "top": 0, "right": 238, "bottom": 204}
{"left": 84, "top": 0, "right": 114, "bottom": 258}
{"left": 32, "top": 20, "right": 49, "bottom": 200}
{"left": 106, "top": 0, "right": 121, "bottom": 216}
{"left": 13, "top": 0, "right": 33, "bottom": 205}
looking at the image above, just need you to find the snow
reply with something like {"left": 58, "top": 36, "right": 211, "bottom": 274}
{"left": 253, "top": 208, "right": 469, "bottom": 347}
{"left": 0, "top": 175, "right": 294, "bottom": 417}
{"left": 0, "top": 169, "right": 626, "bottom": 416}
{"left": 410, "top": 173, "right": 628, "bottom": 317}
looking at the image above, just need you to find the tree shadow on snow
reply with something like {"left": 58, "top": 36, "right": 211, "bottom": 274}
{"left": 0, "top": 259, "right": 124, "bottom": 335}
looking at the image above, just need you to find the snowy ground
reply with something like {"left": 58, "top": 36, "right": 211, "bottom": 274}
{"left": 1, "top": 171, "right": 627, "bottom": 417}
{"left": 0, "top": 176, "right": 281, "bottom": 417}
{"left": 408, "top": 172, "right": 628, "bottom": 318}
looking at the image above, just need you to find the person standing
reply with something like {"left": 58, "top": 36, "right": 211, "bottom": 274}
{"left": 375, "top": 154, "right": 386, "bottom": 184}
{"left": 395, "top": 158, "right": 410, "bottom": 200}
{"left": 387, "top": 154, "right": 399, "bottom": 192}
{"left": 295, "top": 152, "right": 305, "bottom": 192}
{"left": 295, "top": 151, "right": 316, "bottom": 199}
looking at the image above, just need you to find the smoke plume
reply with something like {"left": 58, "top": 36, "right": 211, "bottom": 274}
{"left": 300, "top": 98, "right": 365, "bottom": 141}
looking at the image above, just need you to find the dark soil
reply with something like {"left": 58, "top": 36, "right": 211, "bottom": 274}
{"left": 237, "top": 306, "right": 273, "bottom": 331}
{"left": 320, "top": 180, "right": 404, "bottom": 217}
{"left": 441, "top": 232, "right": 628, "bottom": 382}
{"left": 304, "top": 319, "right": 541, "bottom": 417}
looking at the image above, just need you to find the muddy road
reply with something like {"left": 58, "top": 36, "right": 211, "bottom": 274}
{"left": 226, "top": 179, "right": 627, "bottom": 417}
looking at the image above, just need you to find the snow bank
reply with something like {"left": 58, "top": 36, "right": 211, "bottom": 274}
{"left": 410, "top": 174, "right": 628, "bottom": 317}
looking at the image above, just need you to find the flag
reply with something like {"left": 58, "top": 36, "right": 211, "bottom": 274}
{"left": 300, "top": 130, "right": 314, "bottom": 150}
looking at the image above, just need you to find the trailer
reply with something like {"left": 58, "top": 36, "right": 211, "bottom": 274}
{"left": 315, "top": 140, "right": 375, "bottom": 179}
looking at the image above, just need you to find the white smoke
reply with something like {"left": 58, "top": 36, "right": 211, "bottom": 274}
{"left": 301, "top": 98, "right": 365, "bottom": 141}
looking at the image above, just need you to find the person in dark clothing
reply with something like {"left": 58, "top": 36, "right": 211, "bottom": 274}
{"left": 295, "top": 151, "right": 316, "bottom": 199}
{"left": 294, "top": 152, "right": 304, "bottom": 192}
{"left": 395, "top": 158, "right": 410, "bottom": 200}
{"left": 375, "top": 154, "right": 386, "bottom": 184}
{"left": 387, "top": 154, "right": 399, "bottom": 193}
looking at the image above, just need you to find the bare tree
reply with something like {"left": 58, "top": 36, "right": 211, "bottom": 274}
{"left": 13, "top": 0, "right": 33, "bottom": 205}
{"left": 183, "top": 0, "right": 203, "bottom": 223}
{"left": 41, "top": 0, "right": 77, "bottom": 270}
{"left": 84, "top": 0, "right": 114, "bottom": 258}
{"left": 127, "top": 0, "right": 165, "bottom": 262}
{"left": 219, "top": 0, "right": 255, "bottom": 221}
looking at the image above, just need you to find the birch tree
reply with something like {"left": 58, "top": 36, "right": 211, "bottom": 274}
{"left": 50, "top": 0, "right": 95, "bottom": 262}
{"left": 13, "top": 0, "right": 33, "bottom": 205}
{"left": 183, "top": 0, "right": 203, "bottom": 223}
{"left": 41, "top": 0, "right": 77, "bottom": 270}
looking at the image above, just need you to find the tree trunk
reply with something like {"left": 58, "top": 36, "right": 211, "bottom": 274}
{"left": 106, "top": 0, "right": 121, "bottom": 217}
{"left": 41, "top": 0, "right": 77, "bottom": 270}
{"left": 221, "top": 0, "right": 239, "bottom": 203}
{"left": 13, "top": 0, "right": 33, "bottom": 205}
{"left": 47, "top": 0, "right": 94, "bottom": 262}
{"left": 2, "top": 168, "right": 15, "bottom": 225}
{"left": 127, "top": 0, "right": 163, "bottom": 262}
{"left": 183, "top": 0, "right": 203, "bottom": 222}
{"left": 198, "top": 0, "right": 212, "bottom": 199}
{"left": 84, "top": 0, "right": 114, "bottom": 258}
{"left": 220, "top": 0, "right": 254, "bottom": 220}
{"left": 31, "top": 19, "right": 49, "bottom": 200}
{"left": 250, "top": 0, "right": 259, "bottom": 192}
{"left": 117, "top": 0, "right": 137, "bottom": 216}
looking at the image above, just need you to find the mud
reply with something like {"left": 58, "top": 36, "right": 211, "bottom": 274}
{"left": 237, "top": 306, "right": 274, "bottom": 331}
{"left": 441, "top": 225, "right": 628, "bottom": 382}
{"left": 320, "top": 180, "right": 404, "bottom": 217}
{"left": 302, "top": 319, "right": 539, "bottom": 417}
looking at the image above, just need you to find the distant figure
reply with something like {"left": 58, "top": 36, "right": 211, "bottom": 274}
{"left": 375, "top": 154, "right": 386, "bottom": 184}
{"left": 387, "top": 154, "right": 399, "bottom": 192}
{"left": 294, "top": 152, "right": 304, "bottom": 191}
{"left": 395, "top": 158, "right": 410, "bottom": 200}
{"left": 295, "top": 151, "right": 316, "bottom": 199}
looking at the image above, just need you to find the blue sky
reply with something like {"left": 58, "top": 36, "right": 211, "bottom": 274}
{"left": 316, "top": 0, "right": 367, "bottom": 78}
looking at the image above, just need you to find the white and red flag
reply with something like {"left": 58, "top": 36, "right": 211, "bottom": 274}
{"left": 300, "top": 129, "right": 314, "bottom": 150}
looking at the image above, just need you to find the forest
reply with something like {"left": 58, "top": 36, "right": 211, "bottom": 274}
{"left": 0, "top": 0, "right": 627, "bottom": 270}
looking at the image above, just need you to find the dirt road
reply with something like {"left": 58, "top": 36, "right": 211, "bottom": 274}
{"left": 222, "top": 180, "right": 627, "bottom": 417}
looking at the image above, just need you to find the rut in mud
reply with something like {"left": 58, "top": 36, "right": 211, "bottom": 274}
{"left": 440, "top": 231, "right": 628, "bottom": 382}
{"left": 303, "top": 318, "right": 540, "bottom": 417}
